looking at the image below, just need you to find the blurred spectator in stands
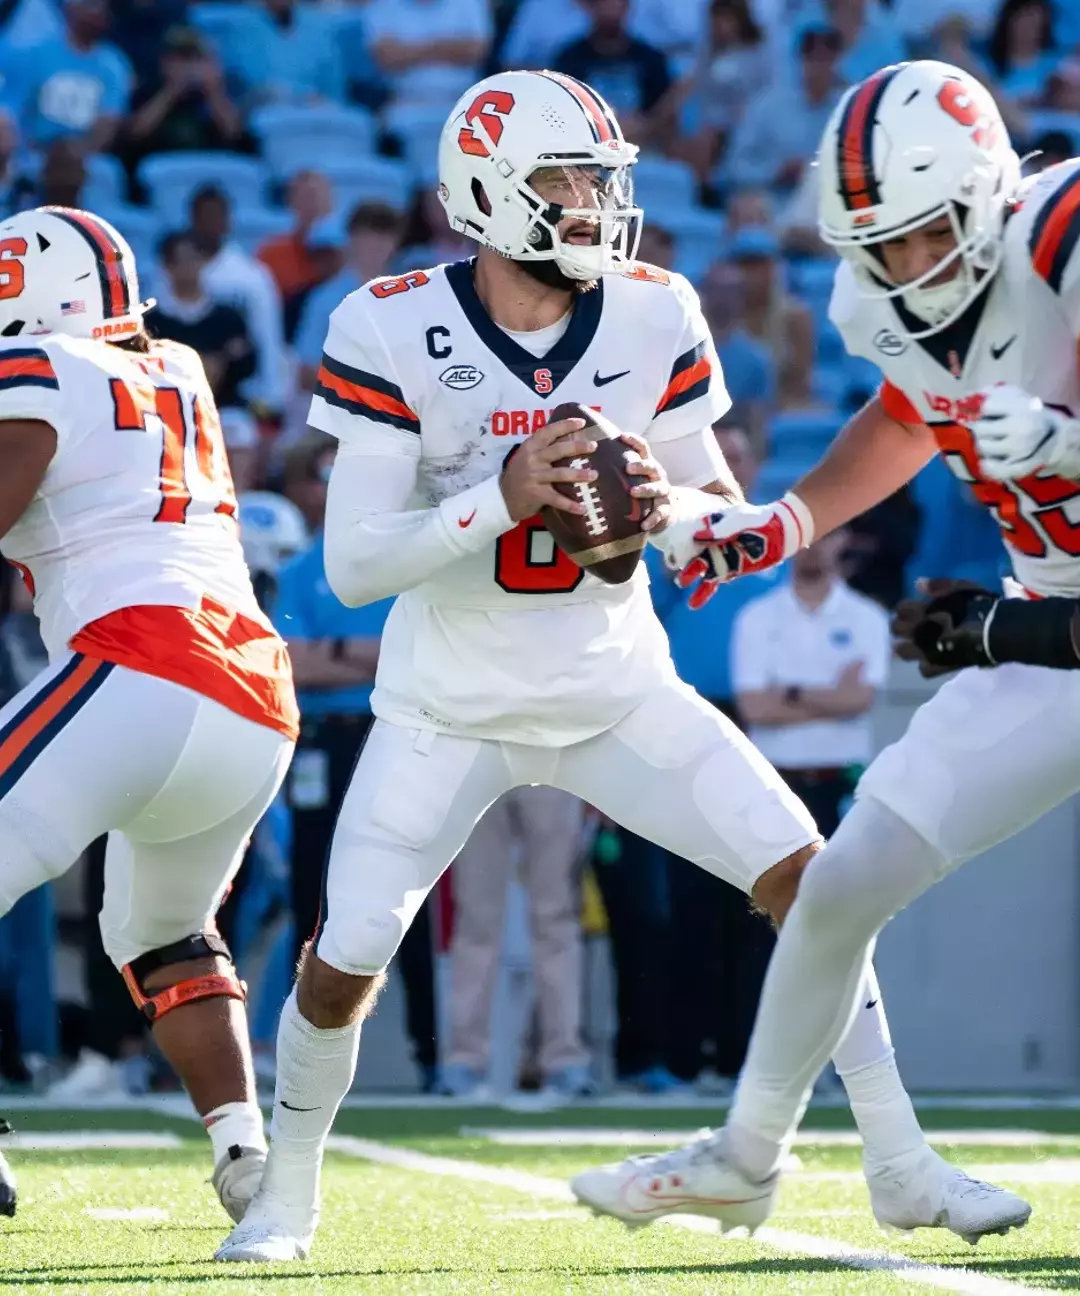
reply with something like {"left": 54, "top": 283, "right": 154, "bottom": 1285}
{"left": 731, "top": 225, "right": 816, "bottom": 417}
{"left": 220, "top": 409, "right": 264, "bottom": 494}
{"left": 726, "top": 188, "right": 774, "bottom": 235}
{"left": 671, "top": 0, "right": 768, "bottom": 180}
{"left": 232, "top": 0, "right": 343, "bottom": 108}
{"left": 732, "top": 526, "right": 890, "bottom": 837}
{"left": 273, "top": 436, "right": 439, "bottom": 1091}
{"left": 777, "top": 164, "right": 826, "bottom": 257}
{"left": 699, "top": 259, "right": 775, "bottom": 453}
{"left": 147, "top": 232, "right": 256, "bottom": 419}
{"left": 124, "top": 26, "right": 242, "bottom": 172}
{"left": 914, "top": 12, "right": 992, "bottom": 81}
{"left": 1027, "top": 128, "right": 1074, "bottom": 172}
{"left": 896, "top": 0, "right": 999, "bottom": 45}
{"left": 846, "top": 484, "right": 923, "bottom": 610}
{"left": 189, "top": 184, "right": 287, "bottom": 416}
{"left": 11, "top": 137, "right": 86, "bottom": 212}
{"left": 553, "top": 0, "right": 673, "bottom": 147}
{"left": 397, "top": 184, "right": 471, "bottom": 269}
{"left": 109, "top": 0, "right": 188, "bottom": 99}
{"left": 636, "top": 219, "right": 676, "bottom": 270}
{"left": 295, "top": 201, "right": 405, "bottom": 394}
{"left": 257, "top": 170, "right": 338, "bottom": 339}
{"left": 1042, "top": 57, "right": 1080, "bottom": 114}
{"left": 18, "top": 0, "right": 132, "bottom": 153}
{"left": 989, "top": 0, "right": 1057, "bottom": 108}
{"left": 826, "top": 0, "right": 906, "bottom": 86}
{"left": 0, "top": 0, "right": 63, "bottom": 51}
{"left": 443, "top": 788, "right": 590, "bottom": 1099}
{"left": 722, "top": 25, "right": 843, "bottom": 193}
{"left": 0, "top": 110, "right": 20, "bottom": 216}
{"left": 367, "top": 0, "right": 490, "bottom": 111}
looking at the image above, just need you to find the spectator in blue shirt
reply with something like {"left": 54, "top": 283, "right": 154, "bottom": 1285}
{"left": 700, "top": 259, "right": 776, "bottom": 454}
{"left": 231, "top": 0, "right": 343, "bottom": 107}
{"left": 294, "top": 202, "right": 405, "bottom": 395}
{"left": 825, "top": 0, "right": 907, "bottom": 88}
{"left": 366, "top": 0, "right": 491, "bottom": 111}
{"left": 18, "top": 0, "right": 133, "bottom": 152}
{"left": 720, "top": 24, "right": 842, "bottom": 192}
{"left": 988, "top": 0, "right": 1058, "bottom": 108}
{"left": 273, "top": 438, "right": 439, "bottom": 1089}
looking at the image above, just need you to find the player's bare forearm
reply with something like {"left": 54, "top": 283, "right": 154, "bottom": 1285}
{"left": 0, "top": 419, "right": 57, "bottom": 538}
{"left": 736, "top": 688, "right": 819, "bottom": 727}
{"left": 794, "top": 397, "right": 937, "bottom": 536}
{"left": 286, "top": 639, "right": 375, "bottom": 687}
{"left": 798, "top": 682, "right": 876, "bottom": 719}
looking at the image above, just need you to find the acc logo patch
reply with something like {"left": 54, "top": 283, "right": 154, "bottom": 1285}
{"left": 440, "top": 364, "right": 485, "bottom": 390}
{"left": 873, "top": 328, "right": 907, "bottom": 357}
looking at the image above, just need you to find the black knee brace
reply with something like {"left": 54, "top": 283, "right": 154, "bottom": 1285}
{"left": 121, "top": 932, "right": 246, "bottom": 1022}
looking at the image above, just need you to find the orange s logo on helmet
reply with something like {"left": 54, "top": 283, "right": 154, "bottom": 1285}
{"left": 458, "top": 90, "right": 516, "bottom": 158}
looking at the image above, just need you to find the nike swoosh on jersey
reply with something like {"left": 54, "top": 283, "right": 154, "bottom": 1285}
{"left": 594, "top": 369, "right": 630, "bottom": 387}
{"left": 990, "top": 336, "right": 1017, "bottom": 360}
{"left": 458, "top": 509, "right": 478, "bottom": 528}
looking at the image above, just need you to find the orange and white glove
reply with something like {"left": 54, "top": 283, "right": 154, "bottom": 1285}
{"left": 675, "top": 493, "right": 814, "bottom": 609}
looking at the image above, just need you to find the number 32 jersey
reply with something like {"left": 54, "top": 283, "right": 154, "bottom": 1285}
{"left": 0, "top": 333, "right": 298, "bottom": 739}
{"left": 309, "top": 259, "right": 729, "bottom": 745}
{"left": 831, "top": 157, "right": 1080, "bottom": 598}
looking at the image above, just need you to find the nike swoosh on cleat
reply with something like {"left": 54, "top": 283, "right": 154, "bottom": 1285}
{"left": 458, "top": 509, "right": 477, "bottom": 528}
{"left": 594, "top": 369, "right": 630, "bottom": 387}
{"left": 865, "top": 999, "right": 879, "bottom": 1009}
{"left": 279, "top": 1101, "right": 320, "bottom": 1112}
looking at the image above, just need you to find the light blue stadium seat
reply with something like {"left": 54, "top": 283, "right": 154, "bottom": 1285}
{"left": 383, "top": 102, "right": 450, "bottom": 180}
{"left": 188, "top": 2, "right": 250, "bottom": 65}
{"left": 230, "top": 205, "right": 293, "bottom": 254}
{"left": 94, "top": 203, "right": 161, "bottom": 267}
{"left": 633, "top": 154, "right": 697, "bottom": 212}
{"left": 661, "top": 206, "right": 724, "bottom": 282}
{"left": 767, "top": 409, "right": 840, "bottom": 459}
{"left": 320, "top": 156, "right": 413, "bottom": 215}
{"left": 138, "top": 152, "right": 269, "bottom": 223}
{"left": 82, "top": 153, "right": 126, "bottom": 209}
{"left": 251, "top": 104, "right": 377, "bottom": 179}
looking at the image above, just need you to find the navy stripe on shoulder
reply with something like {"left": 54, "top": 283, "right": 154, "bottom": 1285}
{"left": 660, "top": 374, "right": 711, "bottom": 414}
{"left": 320, "top": 353, "right": 406, "bottom": 406}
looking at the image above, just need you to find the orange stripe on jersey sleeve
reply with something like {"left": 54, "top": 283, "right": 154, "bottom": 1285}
{"left": 879, "top": 379, "right": 923, "bottom": 425}
{"left": 0, "top": 348, "right": 59, "bottom": 391}
{"left": 1030, "top": 170, "right": 1080, "bottom": 292}
{"left": 655, "top": 341, "right": 711, "bottom": 415}
{"left": 314, "top": 354, "right": 420, "bottom": 434}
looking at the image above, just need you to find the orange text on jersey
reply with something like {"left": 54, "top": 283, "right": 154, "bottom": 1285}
{"left": 491, "top": 405, "right": 601, "bottom": 437}
{"left": 924, "top": 391, "right": 985, "bottom": 424}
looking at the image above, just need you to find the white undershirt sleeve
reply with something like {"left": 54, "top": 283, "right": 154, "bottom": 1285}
{"left": 323, "top": 440, "right": 516, "bottom": 607}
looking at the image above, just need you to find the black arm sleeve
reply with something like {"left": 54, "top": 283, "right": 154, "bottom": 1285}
{"left": 985, "top": 596, "right": 1080, "bottom": 669}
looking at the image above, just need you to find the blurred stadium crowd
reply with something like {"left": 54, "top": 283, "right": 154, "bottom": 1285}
{"left": 0, "top": 0, "right": 1069, "bottom": 1101}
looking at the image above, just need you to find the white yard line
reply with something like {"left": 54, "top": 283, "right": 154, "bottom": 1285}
{"left": 460, "top": 1126, "right": 1080, "bottom": 1149}
{"left": 326, "top": 1135, "right": 1043, "bottom": 1296}
{"left": 7, "top": 1131, "right": 183, "bottom": 1150}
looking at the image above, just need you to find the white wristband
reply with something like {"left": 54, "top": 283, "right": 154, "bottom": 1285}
{"left": 780, "top": 491, "right": 815, "bottom": 550}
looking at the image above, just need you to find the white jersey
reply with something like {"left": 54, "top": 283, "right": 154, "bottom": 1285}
{"left": 830, "top": 157, "right": 1080, "bottom": 597}
{"left": 309, "top": 259, "right": 730, "bottom": 744}
{"left": 0, "top": 333, "right": 262, "bottom": 658}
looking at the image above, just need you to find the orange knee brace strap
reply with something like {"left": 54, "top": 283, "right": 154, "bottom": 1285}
{"left": 121, "top": 932, "right": 247, "bottom": 1023}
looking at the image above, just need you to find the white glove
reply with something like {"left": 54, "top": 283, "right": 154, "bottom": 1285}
{"left": 972, "top": 383, "right": 1080, "bottom": 481}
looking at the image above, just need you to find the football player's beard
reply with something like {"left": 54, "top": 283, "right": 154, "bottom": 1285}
{"left": 517, "top": 257, "right": 598, "bottom": 294}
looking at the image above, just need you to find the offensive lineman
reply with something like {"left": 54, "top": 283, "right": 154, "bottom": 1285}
{"left": 217, "top": 70, "right": 1023, "bottom": 1262}
{"left": 577, "top": 58, "right": 1079, "bottom": 1233}
{"left": 0, "top": 207, "right": 297, "bottom": 1220}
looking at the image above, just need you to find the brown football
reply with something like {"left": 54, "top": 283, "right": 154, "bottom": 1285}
{"left": 540, "top": 402, "right": 652, "bottom": 585}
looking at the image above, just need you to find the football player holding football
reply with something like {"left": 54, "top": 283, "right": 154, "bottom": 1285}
{"left": 622, "top": 59, "right": 1077, "bottom": 1235}
{"left": 217, "top": 69, "right": 1024, "bottom": 1262}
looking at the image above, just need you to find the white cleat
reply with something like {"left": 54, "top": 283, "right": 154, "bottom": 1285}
{"left": 214, "top": 1189, "right": 317, "bottom": 1263}
{"left": 211, "top": 1145, "right": 267, "bottom": 1223}
{"left": 571, "top": 1130, "right": 776, "bottom": 1233}
{"left": 866, "top": 1146, "right": 1032, "bottom": 1245}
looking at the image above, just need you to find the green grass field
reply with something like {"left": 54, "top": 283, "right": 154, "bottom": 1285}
{"left": 1, "top": 1102, "right": 1079, "bottom": 1294}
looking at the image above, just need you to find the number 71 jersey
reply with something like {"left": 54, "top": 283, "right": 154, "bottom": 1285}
{"left": 0, "top": 332, "right": 261, "bottom": 659}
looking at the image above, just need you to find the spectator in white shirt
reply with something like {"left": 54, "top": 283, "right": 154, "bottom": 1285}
{"left": 188, "top": 184, "right": 287, "bottom": 416}
{"left": 731, "top": 528, "right": 891, "bottom": 836}
{"left": 366, "top": 0, "right": 491, "bottom": 109}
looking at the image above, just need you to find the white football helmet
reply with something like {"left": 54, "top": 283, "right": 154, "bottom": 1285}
{"left": 817, "top": 61, "right": 1021, "bottom": 337}
{"left": 238, "top": 491, "right": 309, "bottom": 580}
{"left": 438, "top": 70, "right": 641, "bottom": 280}
{"left": 0, "top": 206, "right": 149, "bottom": 342}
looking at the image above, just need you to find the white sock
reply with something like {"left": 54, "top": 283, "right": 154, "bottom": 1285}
{"left": 832, "top": 966, "right": 925, "bottom": 1166}
{"left": 203, "top": 1101, "right": 267, "bottom": 1168}
{"left": 261, "top": 988, "right": 362, "bottom": 1212}
{"left": 726, "top": 800, "right": 944, "bottom": 1182}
